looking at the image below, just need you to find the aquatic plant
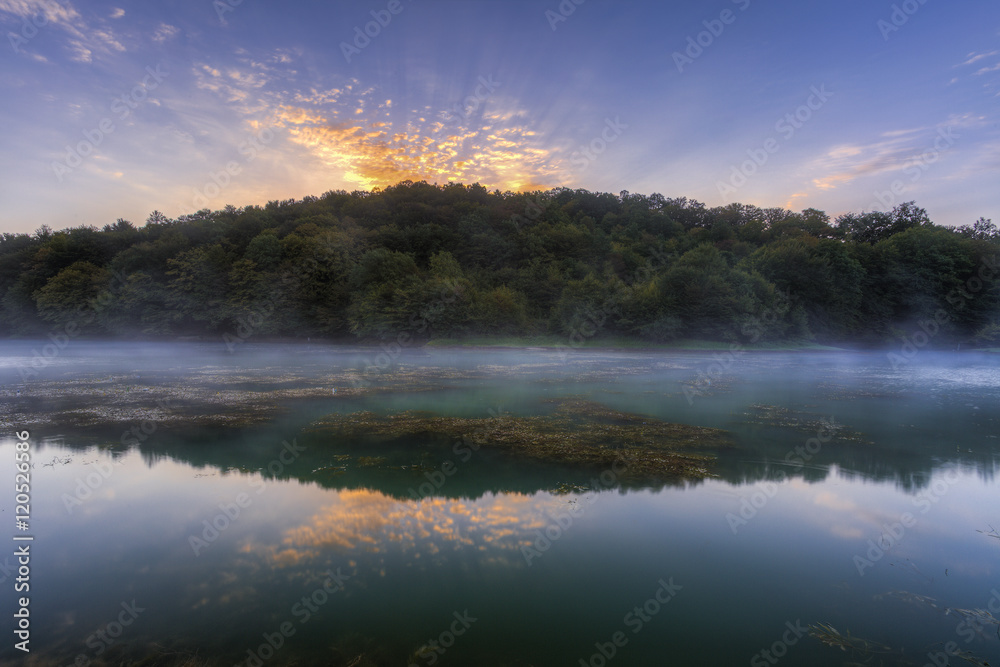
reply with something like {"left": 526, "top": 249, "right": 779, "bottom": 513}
{"left": 808, "top": 622, "right": 892, "bottom": 658}
{"left": 307, "top": 399, "right": 732, "bottom": 482}
{"left": 873, "top": 590, "right": 938, "bottom": 610}
{"left": 953, "top": 649, "right": 993, "bottom": 667}
{"left": 977, "top": 524, "right": 999, "bottom": 540}
{"left": 945, "top": 607, "right": 1000, "bottom": 640}
{"left": 355, "top": 456, "right": 389, "bottom": 467}
{"left": 741, "top": 404, "right": 869, "bottom": 443}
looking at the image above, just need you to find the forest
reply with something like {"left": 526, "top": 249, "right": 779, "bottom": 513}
{"left": 1, "top": 181, "right": 998, "bottom": 347}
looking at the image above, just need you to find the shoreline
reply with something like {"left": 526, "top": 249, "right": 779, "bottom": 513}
{"left": 2, "top": 336, "right": 996, "bottom": 354}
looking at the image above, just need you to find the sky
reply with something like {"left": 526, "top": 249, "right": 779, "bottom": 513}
{"left": 0, "top": 0, "right": 998, "bottom": 235}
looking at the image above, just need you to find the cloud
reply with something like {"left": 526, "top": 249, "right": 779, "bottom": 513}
{"left": 174, "top": 45, "right": 567, "bottom": 192}
{"left": 152, "top": 23, "right": 179, "bottom": 43}
{"left": 0, "top": 0, "right": 125, "bottom": 62}
{"left": 784, "top": 192, "right": 809, "bottom": 209}
{"left": 810, "top": 135, "right": 921, "bottom": 190}
{"left": 243, "top": 488, "right": 562, "bottom": 569}
{"left": 0, "top": 0, "right": 80, "bottom": 23}
{"left": 808, "top": 115, "right": 986, "bottom": 191}
{"left": 279, "top": 109, "right": 559, "bottom": 191}
{"left": 959, "top": 50, "right": 999, "bottom": 67}
{"left": 814, "top": 491, "right": 858, "bottom": 513}
{"left": 110, "top": 7, "right": 123, "bottom": 18}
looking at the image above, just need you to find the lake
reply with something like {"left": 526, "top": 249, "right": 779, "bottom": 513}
{"left": 1, "top": 342, "right": 998, "bottom": 666}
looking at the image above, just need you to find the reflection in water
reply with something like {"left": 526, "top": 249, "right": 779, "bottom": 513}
{"left": 0, "top": 438, "right": 998, "bottom": 666}
{"left": 0, "top": 344, "right": 998, "bottom": 665}
{"left": 252, "top": 488, "right": 560, "bottom": 568}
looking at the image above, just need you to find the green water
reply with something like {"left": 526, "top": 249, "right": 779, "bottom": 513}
{"left": 1, "top": 342, "right": 998, "bottom": 666}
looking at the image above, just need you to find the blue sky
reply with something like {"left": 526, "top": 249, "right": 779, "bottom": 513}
{"left": 1, "top": 0, "right": 998, "bottom": 234}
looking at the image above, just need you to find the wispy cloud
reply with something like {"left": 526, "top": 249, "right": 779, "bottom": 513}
{"left": 0, "top": 0, "right": 124, "bottom": 62}
{"left": 152, "top": 23, "right": 178, "bottom": 43}
{"left": 809, "top": 115, "right": 986, "bottom": 191}
{"left": 278, "top": 105, "right": 558, "bottom": 191}
{"left": 186, "top": 52, "right": 562, "bottom": 192}
{"left": 959, "top": 50, "right": 999, "bottom": 67}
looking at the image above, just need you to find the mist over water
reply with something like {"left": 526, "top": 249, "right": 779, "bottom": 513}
{"left": 1, "top": 342, "right": 998, "bottom": 666}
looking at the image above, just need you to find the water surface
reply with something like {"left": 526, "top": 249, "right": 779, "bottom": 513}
{"left": 1, "top": 342, "right": 998, "bottom": 666}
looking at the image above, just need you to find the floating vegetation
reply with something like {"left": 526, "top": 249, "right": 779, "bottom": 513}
{"left": 552, "top": 482, "right": 591, "bottom": 495}
{"left": 808, "top": 623, "right": 892, "bottom": 657}
{"left": 41, "top": 455, "right": 73, "bottom": 467}
{"left": 954, "top": 649, "right": 994, "bottom": 666}
{"left": 817, "top": 381, "right": 901, "bottom": 401}
{"left": 307, "top": 399, "right": 732, "bottom": 482}
{"left": 740, "top": 404, "right": 871, "bottom": 444}
{"left": 355, "top": 456, "right": 388, "bottom": 467}
{"left": 0, "top": 368, "right": 377, "bottom": 431}
{"left": 977, "top": 524, "right": 1000, "bottom": 540}
{"left": 945, "top": 607, "right": 1000, "bottom": 639}
{"left": 311, "top": 465, "right": 348, "bottom": 476}
{"left": 873, "top": 590, "right": 939, "bottom": 610}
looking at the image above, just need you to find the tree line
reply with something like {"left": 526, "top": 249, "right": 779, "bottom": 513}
{"left": 1, "top": 181, "right": 998, "bottom": 346}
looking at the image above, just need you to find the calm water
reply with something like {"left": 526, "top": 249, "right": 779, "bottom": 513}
{"left": 1, "top": 342, "right": 998, "bottom": 666}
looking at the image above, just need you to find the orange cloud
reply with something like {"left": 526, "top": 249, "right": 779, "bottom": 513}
{"left": 245, "top": 488, "right": 566, "bottom": 569}
{"left": 276, "top": 105, "right": 560, "bottom": 191}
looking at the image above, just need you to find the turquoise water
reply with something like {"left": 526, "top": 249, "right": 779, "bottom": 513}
{"left": 0, "top": 343, "right": 998, "bottom": 666}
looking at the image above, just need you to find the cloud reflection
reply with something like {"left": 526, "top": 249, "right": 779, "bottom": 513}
{"left": 248, "top": 488, "right": 566, "bottom": 568}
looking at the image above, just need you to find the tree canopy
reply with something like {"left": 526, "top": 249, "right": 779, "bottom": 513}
{"left": 1, "top": 182, "right": 997, "bottom": 347}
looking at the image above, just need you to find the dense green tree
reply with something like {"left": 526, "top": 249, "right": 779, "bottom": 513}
{"left": 0, "top": 183, "right": 995, "bottom": 347}
{"left": 166, "top": 244, "right": 231, "bottom": 330}
{"left": 33, "top": 261, "right": 110, "bottom": 332}
{"left": 836, "top": 201, "right": 930, "bottom": 244}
